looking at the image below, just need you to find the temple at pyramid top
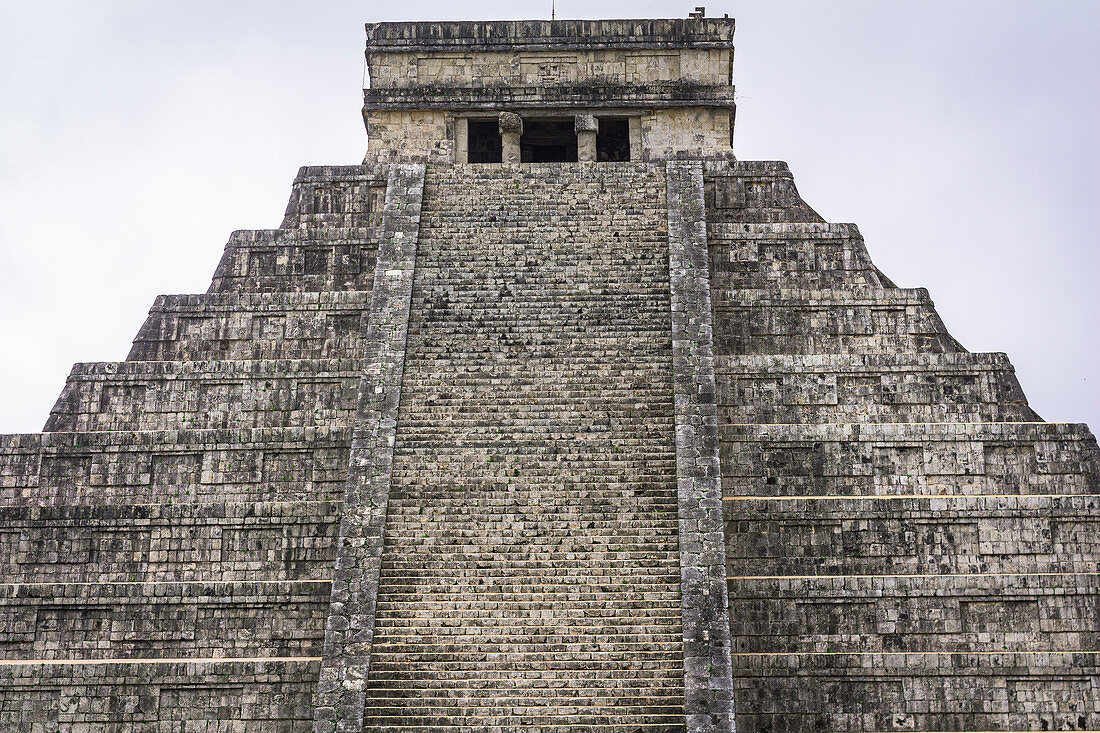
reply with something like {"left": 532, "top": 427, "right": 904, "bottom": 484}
{"left": 362, "top": 16, "right": 738, "bottom": 163}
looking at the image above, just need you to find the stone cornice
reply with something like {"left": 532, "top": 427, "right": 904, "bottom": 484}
{"left": 363, "top": 82, "right": 736, "bottom": 111}
{"left": 365, "top": 18, "right": 735, "bottom": 53}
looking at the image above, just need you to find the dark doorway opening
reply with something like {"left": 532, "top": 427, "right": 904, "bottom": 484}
{"left": 468, "top": 119, "right": 502, "bottom": 163}
{"left": 597, "top": 118, "right": 630, "bottom": 162}
{"left": 521, "top": 118, "right": 577, "bottom": 163}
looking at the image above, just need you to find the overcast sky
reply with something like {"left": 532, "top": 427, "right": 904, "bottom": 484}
{"left": 1, "top": 1, "right": 1097, "bottom": 434}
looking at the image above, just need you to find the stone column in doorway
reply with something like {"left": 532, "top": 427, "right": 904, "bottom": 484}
{"left": 499, "top": 112, "right": 523, "bottom": 163}
{"left": 576, "top": 115, "right": 598, "bottom": 162}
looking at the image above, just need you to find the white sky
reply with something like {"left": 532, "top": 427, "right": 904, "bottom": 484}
{"left": 0, "top": 0, "right": 1097, "bottom": 433}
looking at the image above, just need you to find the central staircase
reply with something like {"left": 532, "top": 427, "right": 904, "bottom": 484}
{"left": 360, "top": 163, "right": 688, "bottom": 730}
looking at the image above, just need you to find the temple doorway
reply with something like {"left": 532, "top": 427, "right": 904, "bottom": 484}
{"left": 597, "top": 118, "right": 630, "bottom": 161}
{"left": 520, "top": 118, "right": 578, "bottom": 162}
{"left": 467, "top": 119, "right": 503, "bottom": 163}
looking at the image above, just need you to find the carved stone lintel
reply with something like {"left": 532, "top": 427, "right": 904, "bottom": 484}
{"left": 498, "top": 111, "right": 524, "bottom": 135}
{"left": 574, "top": 114, "right": 599, "bottom": 133}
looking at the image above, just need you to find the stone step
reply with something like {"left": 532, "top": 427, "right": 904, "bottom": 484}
{"left": 715, "top": 351, "right": 1039, "bottom": 424}
{"left": 381, "top": 531, "right": 677, "bottom": 541}
{"left": 712, "top": 287, "right": 962, "bottom": 356}
{"left": 386, "top": 496, "right": 678, "bottom": 507}
{"left": 388, "top": 497, "right": 677, "bottom": 508}
{"left": 389, "top": 476, "right": 676, "bottom": 486}
{"left": 390, "top": 466, "right": 676, "bottom": 477}
{"left": 707, "top": 222, "right": 887, "bottom": 289}
{"left": 404, "top": 343, "right": 673, "bottom": 355}
{"left": 378, "top": 549, "right": 679, "bottom": 561}
{"left": 360, "top": 721, "right": 682, "bottom": 726}
{"left": 381, "top": 558, "right": 678, "bottom": 571}
{"left": 385, "top": 534, "right": 679, "bottom": 546}
{"left": 727, "top": 572, "right": 1100, "bottom": 653}
{"left": 374, "top": 620, "right": 682, "bottom": 633}
{"left": 380, "top": 552, "right": 680, "bottom": 567}
{"left": 371, "top": 640, "right": 684, "bottom": 655}
{"left": 385, "top": 512, "right": 679, "bottom": 523}
{"left": 719, "top": 421, "right": 1100, "bottom": 497}
{"left": 410, "top": 266, "right": 670, "bottom": 279}
{"left": 395, "top": 416, "right": 676, "bottom": 427}
{"left": 385, "top": 517, "right": 677, "bottom": 529}
{"left": 208, "top": 227, "right": 380, "bottom": 293}
{"left": 365, "top": 667, "right": 684, "bottom": 684}
{"left": 44, "top": 358, "right": 360, "bottom": 432}
{"left": 362, "top": 162, "right": 686, "bottom": 724}
{"left": 0, "top": 579, "right": 327, "bottom": 659}
{"left": 399, "top": 370, "right": 672, "bottom": 383}
{"left": 387, "top": 481, "right": 678, "bottom": 489}
{"left": 0, "top": 500, "right": 338, "bottom": 583}
{"left": 394, "top": 405, "right": 674, "bottom": 416}
{"left": 374, "top": 628, "right": 683, "bottom": 642}
{"left": 376, "top": 567, "right": 678, "bottom": 578}
{"left": 381, "top": 531, "right": 677, "bottom": 544}
{"left": 405, "top": 318, "right": 669, "bottom": 330}
{"left": 376, "top": 584, "right": 680, "bottom": 598}
{"left": 391, "top": 441, "right": 675, "bottom": 450}
{"left": 127, "top": 291, "right": 371, "bottom": 361}
{"left": 387, "top": 491, "right": 678, "bottom": 502}
{"left": 403, "top": 343, "right": 672, "bottom": 354}
{"left": 409, "top": 272, "right": 669, "bottom": 284}
{"left": 362, "top": 690, "right": 684, "bottom": 703}
{"left": 725, "top": 494, "right": 1100, "bottom": 576}
{"left": 368, "top": 655, "right": 683, "bottom": 670}
{"left": 360, "top": 713, "right": 682, "bottom": 726}
{"left": 362, "top": 691, "right": 686, "bottom": 705}
{"left": 374, "top": 605, "right": 682, "bottom": 620}
{"left": 395, "top": 398, "right": 675, "bottom": 409}
{"left": 355, "top": 711, "right": 685, "bottom": 727}
{"left": 0, "top": 426, "right": 350, "bottom": 505}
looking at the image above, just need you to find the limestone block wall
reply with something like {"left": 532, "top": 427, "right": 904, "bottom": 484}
{"left": 127, "top": 292, "right": 371, "bottom": 361}
{"left": 281, "top": 165, "right": 386, "bottom": 230}
{"left": 720, "top": 422, "right": 1100, "bottom": 497}
{"left": 0, "top": 661, "right": 319, "bottom": 730}
{"left": 726, "top": 493, "right": 1100, "bottom": 578}
{"left": 0, "top": 581, "right": 328, "bottom": 659}
{"left": 0, "top": 427, "right": 350, "bottom": 505}
{"left": 705, "top": 161, "right": 824, "bottom": 224}
{"left": 369, "top": 47, "right": 730, "bottom": 89}
{"left": 364, "top": 110, "right": 454, "bottom": 164}
{"left": 715, "top": 353, "right": 1037, "bottom": 424}
{"left": 712, "top": 287, "right": 961, "bottom": 355}
{"left": 45, "top": 359, "right": 360, "bottom": 431}
{"left": 728, "top": 572, "right": 1100, "bottom": 653}
{"left": 706, "top": 161, "right": 1100, "bottom": 730}
{"left": 0, "top": 164, "right": 383, "bottom": 725}
{"left": 0, "top": 502, "right": 338, "bottom": 584}
{"left": 708, "top": 223, "right": 888, "bottom": 289}
{"left": 210, "top": 229, "right": 380, "bottom": 293}
{"left": 732, "top": 653, "right": 1100, "bottom": 732}
{"left": 640, "top": 108, "right": 732, "bottom": 159}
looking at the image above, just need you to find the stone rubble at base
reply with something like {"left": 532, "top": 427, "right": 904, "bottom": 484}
{"left": 1, "top": 13, "right": 1099, "bottom": 733}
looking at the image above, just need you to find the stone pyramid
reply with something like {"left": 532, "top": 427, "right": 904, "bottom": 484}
{"left": 2, "top": 15, "right": 1098, "bottom": 733}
